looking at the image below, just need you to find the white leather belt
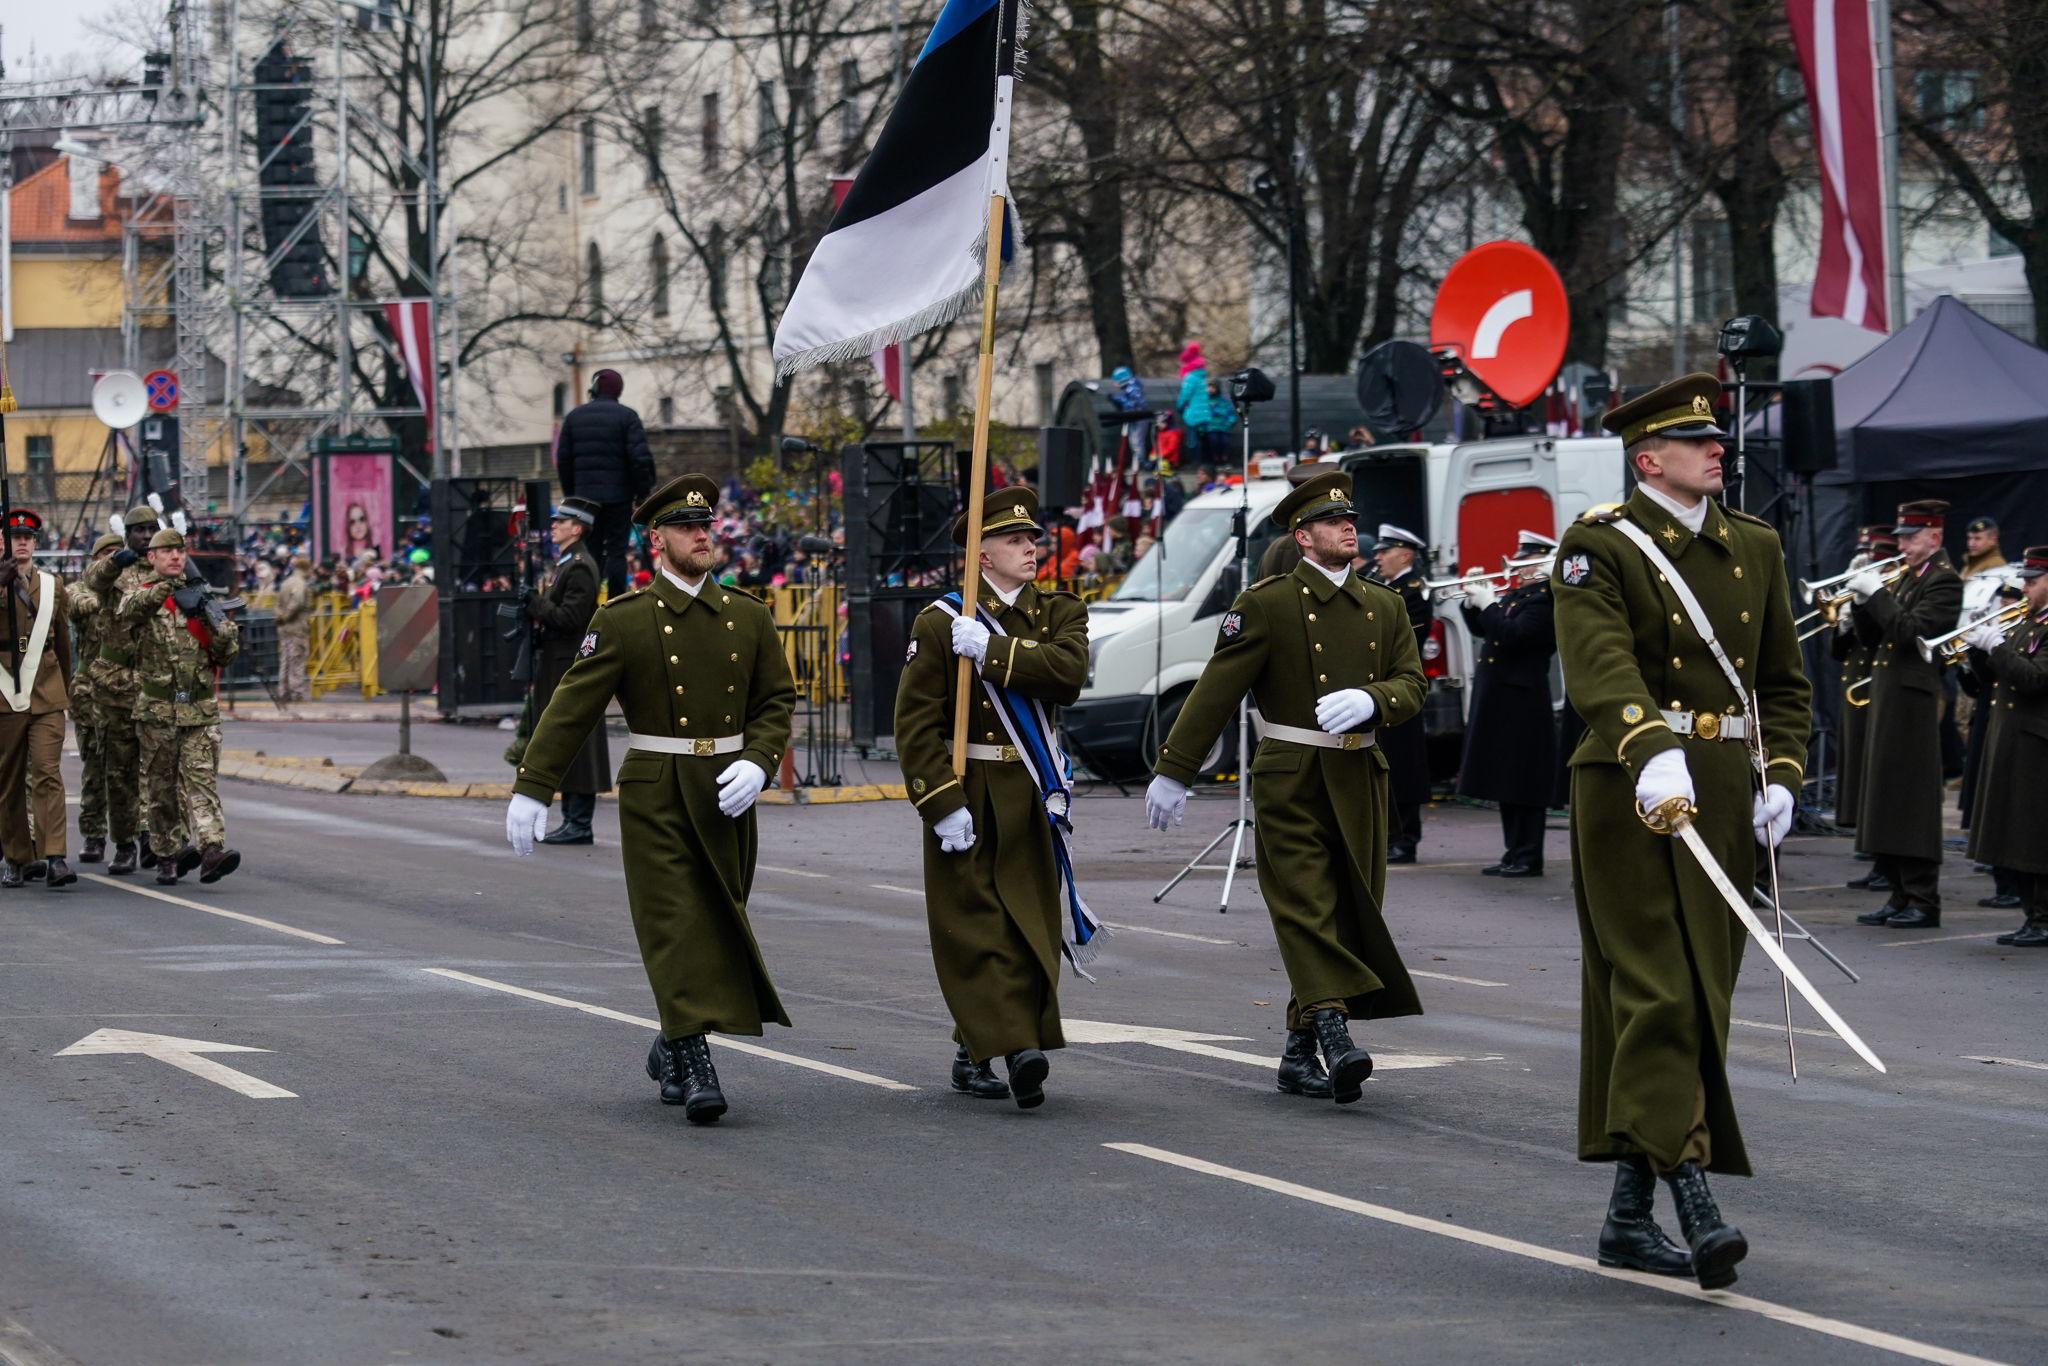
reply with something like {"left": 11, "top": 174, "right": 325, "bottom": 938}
{"left": 946, "top": 741, "right": 1021, "bottom": 762}
{"left": 1661, "top": 710, "right": 1748, "bottom": 741}
{"left": 1254, "top": 717, "right": 1377, "bottom": 751}
{"left": 627, "top": 732, "right": 745, "bottom": 756}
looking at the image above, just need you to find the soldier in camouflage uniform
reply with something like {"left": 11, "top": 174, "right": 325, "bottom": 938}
{"left": 69, "top": 534, "right": 124, "bottom": 863}
{"left": 83, "top": 504, "right": 180, "bottom": 873}
{"left": 119, "top": 527, "right": 241, "bottom": 885}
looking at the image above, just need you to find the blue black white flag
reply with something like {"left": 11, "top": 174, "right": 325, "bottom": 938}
{"left": 772, "top": 0, "right": 1021, "bottom": 378}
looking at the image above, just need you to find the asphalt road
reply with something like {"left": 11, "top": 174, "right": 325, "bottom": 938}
{"left": 2, "top": 772, "right": 2043, "bottom": 1366}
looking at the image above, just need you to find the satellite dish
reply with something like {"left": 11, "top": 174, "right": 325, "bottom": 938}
{"left": 92, "top": 371, "right": 148, "bottom": 430}
{"left": 1356, "top": 340, "right": 1444, "bottom": 435}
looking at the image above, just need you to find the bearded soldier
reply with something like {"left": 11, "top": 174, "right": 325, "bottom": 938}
{"left": 895, "top": 486, "right": 1097, "bottom": 1108}
{"left": 1842, "top": 500, "right": 1964, "bottom": 928}
{"left": 504, "top": 473, "right": 796, "bottom": 1125}
{"left": 120, "top": 527, "right": 241, "bottom": 885}
{"left": 1146, "top": 470, "right": 1427, "bottom": 1104}
{"left": 1553, "top": 374, "right": 1810, "bottom": 1291}
{"left": 69, "top": 534, "right": 124, "bottom": 864}
{"left": 83, "top": 504, "right": 179, "bottom": 873}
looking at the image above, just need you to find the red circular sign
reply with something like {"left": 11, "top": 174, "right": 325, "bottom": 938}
{"left": 1429, "top": 242, "right": 1568, "bottom": 409}
{"left": 144, "top": 369, "right": 180, "bottom": 412}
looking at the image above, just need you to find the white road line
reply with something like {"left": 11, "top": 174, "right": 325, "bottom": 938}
{"left": 1877, "top": 932, "right": 2004, "bottom": 947}
{"left": 869, "top": 883, "right": 922, "bottom": 896}
{"left": 1412, "top": 969, "right": 1508, "bottom": 987}
{"left": 1107, "top": 1143, "right": 2013, "bottom": 1366}
{"left": 1063, "top": 1019, "right": 1484, "bottom": 1072}
{"left": 82, "top": 873, "right": 345, "bottom": 945}
{"left": 1961, "top": 1055, "right": 2048, "bottom": 1071}
{"left": 1102, "top": 922, "right": 1238, "bottom": 945}
{"left": 0, "top": 1312, "right": 81, "bottom": 1366}
{"left": 758, "top": 864, "right": 830, "bottom": 879}
{"left": 1732, "top": 1017, "right": 1844, "bottom": 1041}
{"left": 421, "top": 968, "right": 915, "bottom": 1091}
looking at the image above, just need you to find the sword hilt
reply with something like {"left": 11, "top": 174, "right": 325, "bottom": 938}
{"left": 1635, "top": 794, "right": 1696, "bottom": 835}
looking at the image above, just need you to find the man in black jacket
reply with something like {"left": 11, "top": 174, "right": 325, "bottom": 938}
{"left": 1454, "top": 531, "right": 1559, "bottom": 877}
{"left": 1369, "top": 524, "right": 1434, "bottom": 862}
{"left": 557, "top": 369, "right": 656, "bottom": 596}
{"left": 525, "top": 496, "right": 614, "bottom": 843}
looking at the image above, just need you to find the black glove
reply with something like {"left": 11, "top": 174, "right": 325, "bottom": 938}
{"left": 112, "top": 548, "right": 140, "bottom": 569}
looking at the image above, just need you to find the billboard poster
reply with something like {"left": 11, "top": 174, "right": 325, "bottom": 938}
{"left": 318, "top": 453, "right": 395, "bottom": 565}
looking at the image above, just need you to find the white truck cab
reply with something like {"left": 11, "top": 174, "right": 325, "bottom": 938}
{"left": 1058, "top": 434, "right": 1626, "bottom": 781}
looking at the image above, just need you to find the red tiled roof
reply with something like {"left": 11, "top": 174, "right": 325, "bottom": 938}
{"left": 8, "top": 155, "right": 163, "bottom": 245}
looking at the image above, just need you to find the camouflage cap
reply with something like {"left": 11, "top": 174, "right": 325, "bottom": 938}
{"left": 126, "top": 503, "right": 163, "bottom": 528}
{"left": 91, "top": 533, "right": 123, "bottom": 556}
{"left": 148, "top": 527, "right": 186, "bottom": 550}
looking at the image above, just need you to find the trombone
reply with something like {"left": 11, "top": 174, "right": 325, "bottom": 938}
{"left": 1424, "top": 553, "right": 1554, "bottom": 600}
{"left": 1917, "top": 602, "right": 2028, "bottom": 663}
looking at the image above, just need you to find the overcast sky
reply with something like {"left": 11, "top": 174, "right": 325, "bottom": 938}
{"left": 4, "top": 8, "right": 111, "bottom": 81}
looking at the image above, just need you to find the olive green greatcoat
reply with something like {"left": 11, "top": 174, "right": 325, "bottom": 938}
{"left": 1827, "top": 618, "right": 1876, "bottom": 829}
{"left": 1154, "top": 559, "right": 1428, "bottom": 1029}
{"left": 514, "top": 576, "right": 797, "bottom": 1040}
{"left": 528, "top": 538, "right": 612, "bottom": 795}
{"left": 1963, "top": 611, "right": 2048, "bottom": 875}
{"left": 1554, "top": 490, "right": 1811, "bottom": 1178}
{"left": 894, "top": 583, "right": 1089, "bottom": 1063}
{"left": 1849, "top": 553, "right": 1964, "bottom": 863}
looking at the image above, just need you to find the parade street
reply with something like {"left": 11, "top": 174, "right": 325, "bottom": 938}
{"left": 2, "top": 777, "right": 2043, "bottom": 1366}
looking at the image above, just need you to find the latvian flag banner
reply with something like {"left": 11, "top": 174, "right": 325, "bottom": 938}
{"left": 773, "top": 0, "right": 1020, "bottom": 378}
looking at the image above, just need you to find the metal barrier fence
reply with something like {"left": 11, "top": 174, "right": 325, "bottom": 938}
{"left": 771, "top": 580, "right": 844, "bottom": 786}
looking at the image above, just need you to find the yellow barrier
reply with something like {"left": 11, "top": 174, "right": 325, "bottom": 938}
{"left": 306, "top": 593, "right": 381, "bottom": 699}
{"left": 771, "top": 583, "right": 844, "bottom": 703}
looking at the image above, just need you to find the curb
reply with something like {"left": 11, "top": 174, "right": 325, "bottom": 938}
{"left": 217, "top": 752, "right": 904, "bottom": 804}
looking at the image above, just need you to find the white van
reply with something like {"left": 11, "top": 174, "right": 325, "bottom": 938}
{"left": 1058, "top": 434, "right": 1626, "bottom": 781}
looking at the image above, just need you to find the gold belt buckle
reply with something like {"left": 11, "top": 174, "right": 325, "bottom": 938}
{"left": 692, "top": 738, "right": 717, "bottom": 756}
{"left": 999, "top": 744, "right": 1019, "bottom": 762}
{"left": 1695, "top": 712, "right": 1720, "bottom": 741}
{"left": 1341, "top": 733, "right": 1364, "bottom": 751}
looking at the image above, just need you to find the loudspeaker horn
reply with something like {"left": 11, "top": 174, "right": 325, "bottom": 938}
{"left": 92, "top": 371, "right": 148, "bottom": 430}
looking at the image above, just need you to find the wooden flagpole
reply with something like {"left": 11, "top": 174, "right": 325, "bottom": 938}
{"left": 950, "top": 193, "right": 1007, "bottom": 775}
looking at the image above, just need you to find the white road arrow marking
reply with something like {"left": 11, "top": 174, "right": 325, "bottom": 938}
{"left": 1063, "top": 1019, "right": 1493, "bottom": 1071}
{"left": 55, "top": 1028, "right": 297, "bottom": 1098}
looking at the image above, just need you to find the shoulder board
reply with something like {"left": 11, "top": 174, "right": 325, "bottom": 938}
{"left": 721, "top": 584, "right": 764, "bottom": 604}
{"left": 1577, "top": 503, "right": 1626, "bottom": 525}
{"left": 1037, "top": 586, "right": 1084, "bottom": 602}
{"left": 1725, "top": 508, "right": 1771, "bottom": 528}
{"left": 1248, "top": 574, "right": 1287, "bottom": 591}
{"left": 598, "top": 587, "right": 645, "bottom": 608}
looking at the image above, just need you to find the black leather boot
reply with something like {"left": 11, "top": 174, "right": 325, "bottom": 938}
{"left": 44, "top": 856, "right": 77, "bottom": 889}
{"left": 1846, "top": 869, "right": 1891, "bottom": 891}
{"left": 108, "top": 842, "right": 139, "bottom": 875}
{"left": 1311, "top": 1008, "right": 1373, "bottom": 1103}
{"left": 950, "top": 1045, "right": 1010, "bottom": 1098}
{"left": 673, "top": 1034, "right": 727, "bottom": 1124}
{"left": 137, "top": 838, "right": 158, "bottom": 871}
{"left": 1885, "top": 906, "right": 1940, "bottom": 929}
{"left": 198, "top": 845, "right": 241, "bottom": 884}
{"left": 1856, "top": 902, "right": 1903, "bottom": 925}
{"left": 0, "top": 860, "right": 22, "bottom": 889}
{"left": 1005, "top": 1049, "right": 1049, "bottom": 1109}
{"left": 1597, "top": 1157, "right": 1693, "bottom": 1277}
{"left": 24, "top": 860, "right": 46, "bottom": 881}
{"left": 1662, "top": 1161, "right": 1747, "bottom": 1290}
{"left": 174, "top": 845, "right": 203, "bottom": 877}
{"left": 646, "top": 1035, "right": 688, "bottom": 1106}
{"left": 80, "top": 837, "right": 106, "bottom": 864}
{"left": 156, "top": 850, "right": 182, "bottom": 885}
{"left": 1276, "top": 1029, "right": 1333, "bottom": 1098}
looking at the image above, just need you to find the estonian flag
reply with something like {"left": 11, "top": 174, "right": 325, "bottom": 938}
{"left": 773, "top": 0, "right": 1020, "bottom": 378}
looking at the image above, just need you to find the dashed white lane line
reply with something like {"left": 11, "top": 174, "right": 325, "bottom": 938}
{"left": 1064, "top": 1019, "right": 1488, "bottom": 1072}
{"left": 870, "top": 884, "right": 922, "bottom": 896}
{"left": 1962, "top": 1055, "right": 2048, "bottom": 1071}
{"left": 758, "top": 864, "right": 830, "bottom": 879}
{"left": 421, "top": 968, "right": 916, "bottom": 1091}
{"left": 1732, "top": 1017, "right": 1845, "bottom": 1042}
{"left": 82, "top": 873, "right": 345, "bottom": 946}
{"left": 1107, "top": 1143, "right": 2013, "bottom": 1366}
{"left": 1102, "top": 922, "right": 1238, "bottom": 945}
{"left": 1411, "top": 969, "right": 1508, "bottom": 987}
{"left": 1878, "top": 932, "right": 2005, "bottom": 947}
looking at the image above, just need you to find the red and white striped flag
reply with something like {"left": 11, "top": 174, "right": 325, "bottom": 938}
{"left": 1788, "top": 0, "right": 1889, "bottom": 333}
{"left": 384, "top": 299, "right": 437, "bottom": 449}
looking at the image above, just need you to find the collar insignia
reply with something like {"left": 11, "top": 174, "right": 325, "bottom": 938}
{"left": 1660, "top": 525, "right": 1681, "bottom": 544}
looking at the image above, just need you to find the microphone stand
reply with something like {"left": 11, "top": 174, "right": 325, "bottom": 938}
{"left": 1154, "top": 394, "right": 1257, "bottom": 912}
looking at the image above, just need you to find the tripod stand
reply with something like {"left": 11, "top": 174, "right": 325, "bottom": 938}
{"left": 1154, "top": 392, "right": 1259, "bottom": 913}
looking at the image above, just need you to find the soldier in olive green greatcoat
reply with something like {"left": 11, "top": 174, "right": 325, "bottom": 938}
{"left": 1958, "top": 547, "right": 2048, "bottom": 947}
{"left": 69, "top": 534, "right": 125, "bottom": 864}
{"left": 1146, "top": 470, "right": 1427, "bottom": 1105}
{"left": 506, "top": 473, "right": 796, "bottom": 1125}
{"left": 1842, "top": 499, "right": 1965, "bottom": 928}
{"left": 1554, "top": 374, "right": 1811, "bottom": 1292}
{"left": 895, "top": 486, "right": 1095, "bottom": 1108}
{"left": 120, "top": 527, "right": 242, "bottom": 886}
{"left": 84, "top": 504, "right": 182, "bottom": 873}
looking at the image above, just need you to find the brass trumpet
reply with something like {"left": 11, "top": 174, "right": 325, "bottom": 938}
{"left": 1844, "top": 675, "right": 1872, "bottom": 708}
{"left": 1916, "top": 601, "right": 2029, "bottom": 663}
{"left": 1423, "top": 553, "right": 1554, "bottom": 599}
{"left": 1798, "top": 554, "right": 1905, "bottom": 603}
{"left": 1795, "top": 562, "right": 1912, "bottom": 640}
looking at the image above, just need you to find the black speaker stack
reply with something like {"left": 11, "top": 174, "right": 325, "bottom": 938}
{"left": 842, "top": 441, "right": 961, "bottom": 748}
{"left": 430, "top": 478, "right": 541, "bottom": 718}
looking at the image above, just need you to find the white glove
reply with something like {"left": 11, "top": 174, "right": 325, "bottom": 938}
{"left": 1835, "top": 610, "right": 1855, "bottom": 635}
{"left": 1964, "top": 619, "right": 2008, "bottom": 652}
{"left": 1146, "top": 774, "right": 1189, "bottom": 830}
{"left": 951, "top": 615, "right": 990, "bottom": 666}
{"left": 934, "top": 806, "right": 975, "bottom": 852}
{"left": 1315, "top": 688, "right": 1377, "bottom": 733}
{"left": 1843, "top": 568, "right": 1885, "bottom": 603}
{"left": 505, "top": 793, "right": 549, "bottom": 856}
{"left": 1461, "top": 574, "right": 1497, "bottom": 610}
{"left": 716, "top": 759, "right": 768, "bottom": 817}
{"left": 1753, "top": 784, "right": 1795, "bottom": 848}
{"left": 1634, "top": 748, "right": 1696, "bottom": 816}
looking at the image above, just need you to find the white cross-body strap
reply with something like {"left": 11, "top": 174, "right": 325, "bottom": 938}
{"left": 0, "top": 573, "right": 57, "bottom": 714}
{"left": 1610, "top": 519, "right": 1749, "bottom": 704}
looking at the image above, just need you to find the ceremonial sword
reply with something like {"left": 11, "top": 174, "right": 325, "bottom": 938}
{"left": 1638, "top": 792, "right": 1886, "bottom": 1075}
